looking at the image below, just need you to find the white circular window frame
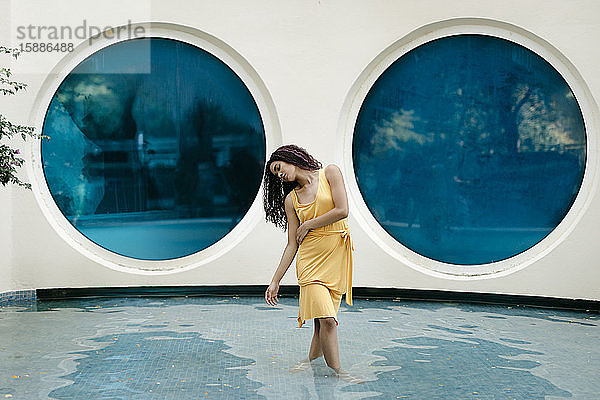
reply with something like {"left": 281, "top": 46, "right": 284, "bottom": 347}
{"left": 339, "top": 18, "right": 600, "bottom": 280}
{"left": 27, "top": 22, "right": 281, "bottom": 275}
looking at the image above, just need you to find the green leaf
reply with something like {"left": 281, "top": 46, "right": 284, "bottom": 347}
{"left": 0, "top": 44, "right": 32, "bottom": 189}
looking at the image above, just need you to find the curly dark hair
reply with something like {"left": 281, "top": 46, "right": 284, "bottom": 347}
{"left": 263, "top": 144, "right": 322, "bottom": 231}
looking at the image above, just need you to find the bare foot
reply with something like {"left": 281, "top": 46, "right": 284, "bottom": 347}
{"left": 289, "top": 358, "right": 312, "bottom": 373}
{"left": 332, "top": 368, "right": 366, "bottom": 384}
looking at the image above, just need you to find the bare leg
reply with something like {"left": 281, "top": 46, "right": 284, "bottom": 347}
{"left": 290, "top": 319, "right": 324, "bottom": 373}
{"left": 292, "top": 317, "right": 364, "bottom": 383}
{"left": 318, "top": 317, "right": 365, "bottom": 384}
{"left": 308, "top": 319, "right": 324, "bottom": 360}
{"left": 317, "top": 317, "right": 340, "bottom": 370}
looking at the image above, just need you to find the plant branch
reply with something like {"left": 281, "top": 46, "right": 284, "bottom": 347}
{"left": 0, "top": 44, "right": 45, "bottom": 189}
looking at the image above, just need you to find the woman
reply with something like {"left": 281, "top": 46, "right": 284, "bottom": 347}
{"left": 263, "top": 144, "right": 362, "bottom": 383}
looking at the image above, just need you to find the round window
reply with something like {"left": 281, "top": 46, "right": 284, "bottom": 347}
{"left": 353, "top": 34, "right": 586, "bottom": 265}
{"left": 41, "top": 37, "right": 266, "bottom": 260}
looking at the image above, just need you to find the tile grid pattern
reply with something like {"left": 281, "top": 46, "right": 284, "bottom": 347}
{"left": 1, "top": 296, "right": 598, "bottom": 398}
{"left": 0, "top": 289, "right": 36, "bottom": 305}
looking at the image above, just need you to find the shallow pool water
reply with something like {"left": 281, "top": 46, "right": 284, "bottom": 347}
{"left": 1, "top": 296, "right": 598, "bottom": 399}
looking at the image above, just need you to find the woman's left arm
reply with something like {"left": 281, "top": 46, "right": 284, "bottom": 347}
{"left": 296, "top": 164, "right": 349, "bottom": 243}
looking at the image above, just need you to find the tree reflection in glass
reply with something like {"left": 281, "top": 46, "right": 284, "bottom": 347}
{"left": 42, "top": 38, "right": 265, "bottom": 260}
{"left": 353, "top": 35, "right": 586, "bottom": 265}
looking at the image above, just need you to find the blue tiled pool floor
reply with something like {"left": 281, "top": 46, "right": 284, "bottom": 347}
{"left": 1, "top": 296, "right": 598, "bottom": 399}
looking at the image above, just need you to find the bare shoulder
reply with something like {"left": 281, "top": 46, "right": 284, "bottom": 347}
{"left": 284, "top": 191, "right": 294, "bottom": 207}
{"left": 324, "top": 164, "right": 343, "bottom": 181}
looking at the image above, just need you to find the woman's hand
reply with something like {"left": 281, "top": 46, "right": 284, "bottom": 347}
{"left": 265, "top": 281, "right": 280, "bottom": 306}
{"left": 296, "top": 221, "right": 312, "bottom": 245}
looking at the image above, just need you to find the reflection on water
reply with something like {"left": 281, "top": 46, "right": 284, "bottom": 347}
{"left": 0, "top": 297, "right": 597, "bottom": 399}
{"left": 342, "top": 336, "right": 570, "bottom": 399}
{"left": 49, "top": 331, "right": 263, "bottom": 399}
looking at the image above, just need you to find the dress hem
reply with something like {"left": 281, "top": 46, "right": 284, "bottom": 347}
{"left": 297, "top": 315, "right": 339, "bottom": 328}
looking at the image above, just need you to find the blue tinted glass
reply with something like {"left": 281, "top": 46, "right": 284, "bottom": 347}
{"left": 353, "top": 35, "right": 586, "bottom": 265}
{"left": 42, "top": 38, "right": 265, "bottom": 260}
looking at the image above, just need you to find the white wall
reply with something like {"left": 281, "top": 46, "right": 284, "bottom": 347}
{"left": 0, "top": 185, "right": 12, "bottom": 294}
{"left": 0, "top": 12, "right": 12, "bottom": 294}
{"left": 2, "top": 0, "right": 600, "bottom": 300}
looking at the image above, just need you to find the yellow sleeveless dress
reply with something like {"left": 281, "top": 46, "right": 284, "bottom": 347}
{"left": 290, "top": 167, "right": 354, "bottom": 328}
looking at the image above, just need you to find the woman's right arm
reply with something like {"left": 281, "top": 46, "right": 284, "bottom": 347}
{"left": 265, "top": 193, "right": 299, "bottom": 305}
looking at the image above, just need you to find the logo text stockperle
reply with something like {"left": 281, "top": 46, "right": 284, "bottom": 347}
{"left": 15, "top": 20, "right": 145, "bottom": 44}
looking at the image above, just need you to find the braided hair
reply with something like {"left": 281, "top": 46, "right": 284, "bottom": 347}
{"left": 263, "top": 144, "right": 322, "bottom": 231}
